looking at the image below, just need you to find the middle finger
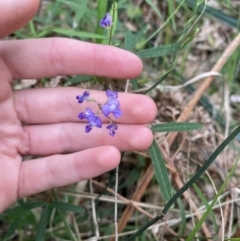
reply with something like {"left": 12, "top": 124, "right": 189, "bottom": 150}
{"left": 14, "top": 87, "right": 157, "bottom": 125}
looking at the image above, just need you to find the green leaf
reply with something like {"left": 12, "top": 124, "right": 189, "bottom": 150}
{"left": 36, "top": 205, "right": 50, "bottom": 241}
{"left": 20, "top": 201, "right": 46, "bottom": 210}
{"left": 151, "top": 122, "right": 203, "bottom": 132}
{"left": 3, "top": 216, "right": 22, "bottom": 241}
{"left": 131, "top": 78, "right": 139, "bottom": 90}
{"left": 0, "top": 215, "right": 8, "bottom": 223}
{"left": 109, "top": 2, "right": 118, "bottom": 38}
{"left": 136, "top": 44, "right": 176, "bottom": 58}
{"left": 133, "top": 26, "right": 149, "bottom": 50}
{"left": 149, "top": 140, "right": 173, "bottom": 202}
{"left": 124, "top": 31, "right": 135, "bottom": 51}
{"left": 74, "top": 0, "right": 88, "bottom": 24}
{"left": 64, "top": 75, "right": 92, "bottom": 86}
{"left": 49, "top": 201, "right": 85, "bottom": 214}
{"left": 4, "top": 201, "right": 46, "bottom": 215}
{"left": 53, "top": 28, "right": 107, "bottom": 39}
{"left": 124, "top": 26, "right": 148, "bottom": 51}
{"left": 56, "top": 0, "right": 81, "bottom": 10}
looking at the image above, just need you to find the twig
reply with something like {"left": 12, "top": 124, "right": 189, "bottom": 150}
{"left": 114, "top": 164, "right": 119, "bottom": 241}
{"left": 92, "top": 179, "right": 154, "bottom": 219}
{"left": 90, "top": 179, "right": 100, "bottom": 239}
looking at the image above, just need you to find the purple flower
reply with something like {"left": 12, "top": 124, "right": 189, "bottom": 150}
{"left": 76, "top": 91, "right": 90, "bottom": 103}
{"left": 102, "top": 98, "right": 122, "bottom": 118}
{"left": 78, "top": 107, "right": 94, "bottom": 119}
{"left": 78, "top": 107, "right": 102, "bottom": 133}
{"left": 100, "top": 13, "right": 112, "bottom": 28}
{"left": 76, "top": 89, "right": 121, "bottom": 136}
{"left": 101, "top": 89, "right": 122, "bottom": 118}
{"left": 106, "top": 89, "right": 118, "bottom": 99}
{"left": 107, "top": 123, "right": 118, "bottom": 137}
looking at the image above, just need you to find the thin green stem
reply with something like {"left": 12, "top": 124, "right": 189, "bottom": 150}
{"left": 108, "top": 1, "right": 116, "bottom": 45}
{"left": 96, "top": 0, "right": 108, "bottom": 43}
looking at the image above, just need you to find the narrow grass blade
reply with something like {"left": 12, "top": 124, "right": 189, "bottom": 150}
{"left": 176, "top": 198, "right": 186, "bottom": 236}
{"left": 172, "top": 69, "right": 226, "bottom": 128}
{"left": 28, "top": 20, "right": 37, "bottom": 37}
{"left": 193, "top": 183, "right": 218, "bottom": 235}
{"left": 144, "top": 67, "right": 173, "bottom": 94}
{"left": 131, "top": 78, "right": 139, "bottom": 90}
{"left": 53, "top": 28, "right": 107, "bottom": 39}
{"left": 186, "top": 158, "right": 239, "bottom": 241}
{"left": 126, "top": 126, "right": 240, "bottom": 241}
{"left": 167, "top": 0, "right": 177, "bottom": 30}
{"left": 151, "top": 122, "right": 203, "bottom": 132}
{"left": 138, "top": 0, "right": 186, "bottom": 48}
{"left": 51, "top": 190, "right": 77, "bottom": 241}
{"left": 36, "top": 205, "right": 50, "bottom": 241}
{"left": 149, "top": 140, "right": 173, "bottom": 202}
{"left": 185, "top": 0, "right": 240, "bottom": 29}
{"left": 109, "top": 2, "right": 118, "bottom": 38}
{"left": 64, "top": 75, "right": 92, "bottom": 86}
{"left": 144, "top": 1, "right": 206, "bottom": 94}
{"left": 75, "top": 0, "right": 88, "bottom": 24}
{"left": 37, "top": 28, "right": 54, "bottom": 38}
{"left": 162, "top": 125, "right": 240, "bottom": 214}
{"left": 49, "top": 201, "right": 85, "bottom": 214}
{"left": 145, "top": 0, "right": 162, "bottom": 19}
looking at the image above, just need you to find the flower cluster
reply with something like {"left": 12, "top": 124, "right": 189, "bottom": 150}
{"left": 76, "top": 90, "right": 122, "bottom": 137}
{"left": 100, "top": 13, "right": 112, "bottom": 28}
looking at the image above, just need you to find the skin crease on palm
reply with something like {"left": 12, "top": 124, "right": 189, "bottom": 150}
{"left": 0, "top": 0, "right": 157, "bottom": 213}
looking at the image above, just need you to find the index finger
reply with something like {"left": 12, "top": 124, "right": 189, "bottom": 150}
{"left": 0, "top": 38, "right": 143, "bottom": 80}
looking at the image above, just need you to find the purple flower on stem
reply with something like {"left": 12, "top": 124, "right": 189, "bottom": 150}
{"left": 101, "top": 89, "right": 122, "bottom": 118}
{"left": 100, "top": 13, "right": 112, "bottom": 28}
{"left": 78, "top": 107, "right": 102, "bottom": 133}
{"left": 102, "top": 98, "right": 122, "bottom": 118}
{"left": 107, "top": 123, "right": 118, "bottom": 137}
{"left": 106, "top": 89, "right": 118, "bottom": 99}
{"left": 76, "top": 89, "right": 121, "bottom": 136}
{"left": 76, "top": 91, "right": 90, "bottom": 103}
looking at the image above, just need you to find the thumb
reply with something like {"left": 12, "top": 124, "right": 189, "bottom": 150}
{"left": 0, "top": 0, "right": 40, "bottom": 38}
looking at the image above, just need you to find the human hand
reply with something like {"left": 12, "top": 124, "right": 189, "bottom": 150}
{"left": 0, "top": 0, "right": 157, "bottom": 213}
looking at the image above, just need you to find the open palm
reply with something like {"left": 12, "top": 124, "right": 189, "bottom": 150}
{"left": 0, "top": 0, "right": 156, "bottom": 213}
